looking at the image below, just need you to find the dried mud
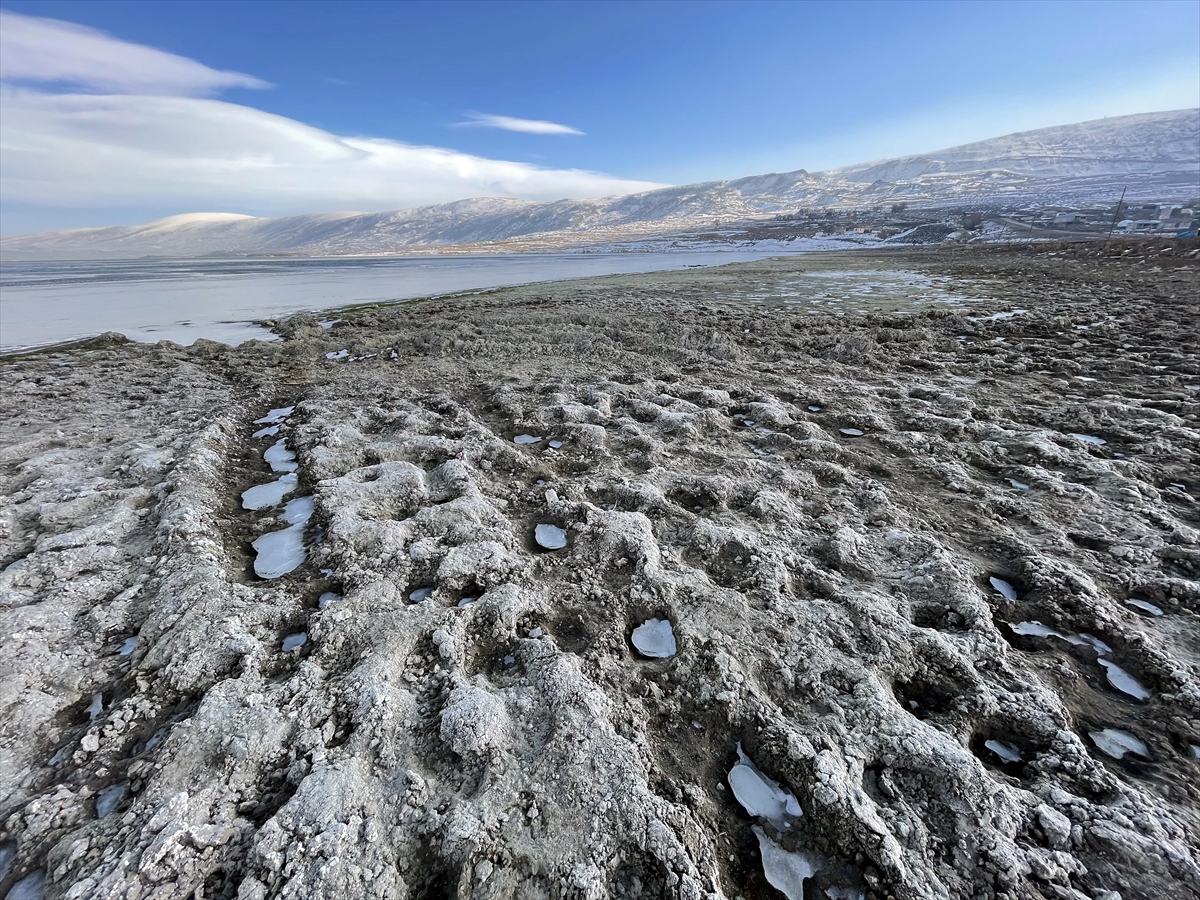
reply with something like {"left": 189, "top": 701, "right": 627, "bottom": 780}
{"left": 1, "top": 245, "right": 1199, "bottom": 900}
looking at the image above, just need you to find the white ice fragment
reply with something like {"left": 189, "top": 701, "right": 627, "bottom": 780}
{"left": 1011, "top": 620, "right": 1065, "bottom": 640}
{"left": 989, "top": 577, "right": 1018, "bottom": 601}
{"left": 984, "top": 740, "right": 1023, "bottom": 764}
{"left": 326, "top": 349, "right": 349, "bottom": 360}
{"left": 1098, "top": 659, "right": 1151, "bottom": 700}
{"left": 548, "top": 439, "right": 563, "bottom": 449}
{"left": 282, "top": 632, "right": 307, "bottom": 652}
{"left": 252, "top": 499, "right": 313, "bottom": 579}
{"left": 1065, "top": 633, "right": 1113, "bottom": 655}
{"left": 119, "top": 637, "right": 138, "bottom": 656}
{"left": 1191, "top": 744, "right": 1200, "bottom": 759}
{"left": 241, "top": 472, "right": 298, "bottom": 510}
{"left": 96, "top": 782, "right": 127, "bottom": 818}
{"left": 318, "top": 591, "right": 340, "bottom": 609}
{"left": 458, "top": 596, "right": 478, "bottom": 608}
{"left": 528, "top": 627, "right": 543, "bottom": 638}
{"left": 7, "top": 869, "right": 46, "bottom": 900}
{"left": 253, "top": 425, "right": 279, "bottom": 438}
{"left": 808, "top": 405, "right": 822, "bottom": 412}
{"left": 1089, "top": 728, "right": 1149, "bottom": 760}
{"left": 839, "top": 428, "right": 864, "bottom": 436}
{"left": 88, "top": 693, "right": 103, "bottom": 723}
{"left": 534, "top": 523, "right": 568, "bottom": 550}
{"left": 503, "top": 655, "right": 516, "bottom": 666}
{"left": 264, "top": 439, "right": 298, "bottom": 473}
{"left": 1126, "top": 599, "right": 1164, "bottom": 617}
{"left": 145, "top": 728, "right": 166, "bottom": 751}
{"left": 728, "top": 744, "right": 802, "bottom": 828}
{"left": 1070, "top": 433, "right": 1106, "bottom": 446}
{"left": 318, "top": 319, "right": 340, "bottom": 329}
{"left": 631, "top": 618, "right": 677, "bottom": 659}
{"left": 410, "top": 587, "right": 433, "bottom": 603}
{"left": 752, "top": 826, "right": 818, "bottom": 900}
{"left": 253, "top": 406, "right": 294, "bottom": 425}
{"left": 1007, "top": 478, "right": 1030, "bottom": 490}
{"left": 279, "top": 496, "right": 314, "bottom": 526}
{"left": 513, "top": 434, "right": 542, "bottom": 445}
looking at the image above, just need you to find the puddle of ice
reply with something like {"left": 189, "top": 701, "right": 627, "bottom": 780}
{"left": 729, "top": 746, "right": 802, "bottom": 828}
{"left": 548, "top": 440, "right": 563, "bottom": 449}
{"left": 119, "top": 636, "right": 138, "bottom": 656}
{"left": 839, "top": 428, "right": 864, "bottom": 436}
{"left": 318, "top": 591, "right": 341, "bottom": 609}
{"left": 282, "top": 632, "right": 308, "bottom": 652}
{"left": 252, "top": 496, "right": 314, "bottom": 579}
{"left": 326, "top": 349, "right": 349, "bottom": 360}
{"left": 96, "top": 782, "right": 127, "bottom": 818}
{"left": 1011, "top": 620, "right": 1064, "bottom": 639}
{"left": 808, "top": 405, "right": 822, "bottom": 412}
{"left": 1089, "top": 728, "right": 1149, "bottom": 760}
{"left": 241, "top": 472, "right": 298, "bottom": 510}
{"left": 984, "top": 740, "right": 1023, "bottom": 764}
{"left": 253, "top": 425, "right": 279, "bottom": 438}
{"left": 253, "top": 406, "right": 294, "bottom": 425}
{"left": 1098, "top": 659, "right": 1151, "bottom": 700}
{"left": 534, "top": 523, "right": 568, "bottom": 550}
{"left": 409, "top": 586, "right": 433, "bottom": 603}
{"left": 7, "top": 869, "right": 46, "bottom": 900}
{"left": 631, "top": 618, "right": 677, "bottom": 659}
{"left": 1071, "top": 433, "right": 1106, "bottom": 446}
{"left": 1126, "top": 599, "right": 1164, "bottom": 617}
{"left": 458, "top": 596, "right": 478, "bottom": 608}
{"left": 1007, "top": 478, "right": 1030, "bottom": 490}
{"left": 514, "top": 434, "right": 542, "bottom": 445}
{"left": 88, "top": 693, "right": 103, "bottom": 723}
{"left": 989, "top": 577, "right": 1018, "bottom": 601}
{"left": 264, "top": 440, "right": 298, "bottom": 473}
{"left": 752, "top": 826, "right": 818, "bottom": 900}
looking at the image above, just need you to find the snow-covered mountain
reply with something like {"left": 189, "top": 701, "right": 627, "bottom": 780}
{"left": 3, "top": 109, "right": 1196, "bottom": 260}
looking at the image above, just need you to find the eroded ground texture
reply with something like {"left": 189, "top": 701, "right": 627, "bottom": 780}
{"left": 2, "top": 245, "right": 1199, "bottom": 900}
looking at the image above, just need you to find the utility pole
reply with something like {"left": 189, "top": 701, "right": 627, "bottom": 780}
{"left": 1108, "top": 186, "right": 1127, "bottom": 237}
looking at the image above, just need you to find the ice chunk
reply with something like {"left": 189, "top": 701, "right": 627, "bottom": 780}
{"left": 326, "top": 349, "right": 349, "bottom": 360}
{"left": 984, "top": 740, "right": 1023, "bottom": 764}
{"left": 318, "top": 319, "right": 341, "bottom": 329}
{"left": 96, "top": 782, "right": 127, "bottom": 818}
{"left": 1066, "top": 632, "right": 1112, "bottom": 655}
{"left": 513, "top": 434, "right": 542, "bottom": 445}
{"left": 1070, "top": 433, "right": 1106, "bottom": 446}
{"left": 548, "top": 440, "right": 564, "bottom": 449}
{"left": 808, "top": 405, "right": 822, "bottom": 412}
{"left": 119, "top": 636, "right": 138, "bottom": 656}
{"left": 752, "top": 826, "right": 818, "bottom": 900}
{"left": 282, "top": 632, "right": 307, "bottom": 652}
{"left": 1011, "top": 620, "right": 1066, "bottom": 640}
{"left": 989, "top": 577, "right": 1018, "bottom": 600}
{"left": 839, "top": 428, "right": 864, "bottom": 436}
{"left": 528, "top": 627, "right": 543, "bottom": 638}
{"left": 264, "top": 439, "right": 298, "bottom": 473}
{"left": 317, "top": 591, "right": 340, "bottom": 609}
{"left": 253, "top": 425, "right": 279, "bottom": 438}
{"left": 252, "top": 498, "right": 313, "bottom": 579}
{"left": 241, "top": 472, "right": 298, "bottom": 510}
{"left": 458, "top": 596, "right": 478, "bottom": 608}
{"left": 1007, "top": 478, "right": 1030, "bottom": 490}
{"left": 534, "top": 523, "right": 568, "bottom": 550}
{"left": 1098, "top": 659, "right": 1151, "bottom": 700}
{"left": 1191, "top": 744, "right": 1200, "bottom": 759}
{"left": 145, "top": 727, "right": 167, "bottom": 751}
{"left": 409, "top": 586, "right": 434, "bottom": 603}
{"left": 280, "top": 496, "right": 314, "bottom": 526}
{"left": 631, "top": 618, "right": 677, "bottom": 659}
{"left": 253, "top": 406, "right": 294, "bottom": 425}
{"left": 88, "top": 693, "right": 103, "bottom": 723}
{"left": 1126, "top": 599, "right": 1163, "bottom": 617}
{"left": 728, "top": 745, "right": 801, "bottom": 827}
{"left": 1089, "top": 728, "right": 1148, "bottom": 760}
{"left": 7, "top": 869, "right": 46, "bottom": 900}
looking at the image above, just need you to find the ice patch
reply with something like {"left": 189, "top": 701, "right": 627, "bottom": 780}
{"left": 729, "top": 746, "right": 802, "bottom": 828}
{"left": 1089, "top": 728, "right": 1148, "bottom": 760}
{"left": 808, "top": 405, "right": 822, "bottom": 412}
{"left": 253, "top": 406, "right": 294, "bottom": 425}
{"left": 282, "top": 632, "right": 308, "bottom": 652}
{"left": 88, "top": 693, "right": 103, "bottom": 723}
{"left": 514, "top": 434, "right": 542, "bottom": 445}
{"left": 7, "top": 869, "right": 46, "bottom": 900}
{"left": 752, "top": 826, "right": 818, "bottom": 900}
{"left": 534, "top": 523, "right": 568, "bottom": 550}
{"left": 1011, "top": 620, "right": 1064, "bottom": 640}
{"left": 241, "top": 472, "right": 298, "bottom": 510}
{"left": 631, "top": 618, "right": 677, "bottom": 659}
{"left": 318, "top": 319, "right": 341, "bottom": 329}
{"left": 1071, "top": 433, "right": 1106, "bottom": 446}
{"left": 409, "top": 587, "right": 433, "bottom": 603}
{"left": 528, "top": 627, "right": 543, "bottom": 638}
{"left": 1007, "top": 478, "right": 1030, "bottom": 490}
{"left": 252, "top": 496, "right": 314, "bottom": 579}
{"left": 253, "top": 425, "right": 279, "bottom": 438}
{"left": 548, "top": 439, "right": 563, "bottom": 449}
{"left": 264, "top": 439, "right": 298, "bottom": 473}
{"left": 326, "top": 349, "right": 349, "bottom": 360}
{"left": 1126, "top": 599, "right": 1163, "bottom": 617}
{"left": 1098, "top": 659, "right": 1151, "bottom": 700}
{"left": 96, "top": 782, "right": 127, "bottom": 818}
{"left": 989, "top": 576, "right": 1018, "bottom": 601}
{"left": 318, "top": 591, "right": 341, "bottom": 609}
{"left": 458, "top": 596, "right": 478, "bottom": 608}
{"left": 984, "top": 740, "right": 1023, "bottom": 764}
{"left": 839, "top": 428, "right": 864, "bottom": 436}
{"left": 119, "top": 636, "right": 138, "bottom": 656}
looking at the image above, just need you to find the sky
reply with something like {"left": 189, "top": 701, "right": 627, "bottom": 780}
{"left": 1, "top": 0, "right": 1198, "bottom": 235}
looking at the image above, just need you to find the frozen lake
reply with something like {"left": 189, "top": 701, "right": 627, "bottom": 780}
{"left": 0, "top": 252, "right": 773, "bottom": 353}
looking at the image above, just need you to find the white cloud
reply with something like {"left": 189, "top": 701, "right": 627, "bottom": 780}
{"left": 0, "top": 89, "right": 662, "bottom": 219}
{"left": 0, "top": 10, "right": 269, "bottom": 96}
{"left": 456, "top": 113, "right": 585, "bottom": 135}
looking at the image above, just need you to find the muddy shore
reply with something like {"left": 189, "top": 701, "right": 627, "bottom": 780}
{"left": 2, "top": 244, "right": 1198, "bottom": 900}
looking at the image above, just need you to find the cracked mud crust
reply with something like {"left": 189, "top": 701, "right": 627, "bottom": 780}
{"left": 1, "top": 243, "right": 1198, "bottom": 900}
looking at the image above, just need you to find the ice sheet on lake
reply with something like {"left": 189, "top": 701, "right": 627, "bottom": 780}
{"left": 631, "top": 618, "right": 677, "bottom": 659}
{"left": 1089, "top": 728, "right": 1148, "bottom": 760}
{"left": 242, "top": 473, "right": 298, "bottom": 510}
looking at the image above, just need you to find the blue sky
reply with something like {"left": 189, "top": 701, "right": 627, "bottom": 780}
{"left": 1, "top": 0, "right": 1197, "bottom": 234}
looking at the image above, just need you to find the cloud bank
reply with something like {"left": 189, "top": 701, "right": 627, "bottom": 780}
{"left": 456, "top": 113, "right": 585, "bottom": 135}
{"left": 0, "top": 11, "right": 661, "bottom": 232}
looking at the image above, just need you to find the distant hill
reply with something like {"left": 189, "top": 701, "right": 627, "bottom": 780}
{"left": 3, "top": 109, "right": 1196, "bottom": 260}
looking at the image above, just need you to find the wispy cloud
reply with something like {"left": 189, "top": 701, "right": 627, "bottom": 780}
{"left": 0, "top": 13, "right": 661, "bottom": 232}
{"left": 455, "top": 113, "right": 585, "bottom": 135}
{"left": 0, "top": 10, "right": 270, "bottom": 96}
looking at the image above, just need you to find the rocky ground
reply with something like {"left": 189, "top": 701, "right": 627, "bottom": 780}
{"left": 1, "top": 243, "right": 1198, "bottom": 900}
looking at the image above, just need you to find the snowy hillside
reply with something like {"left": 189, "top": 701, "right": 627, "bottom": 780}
{"left": 3, "top": 109, "right": 1196, "bottom": 260}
